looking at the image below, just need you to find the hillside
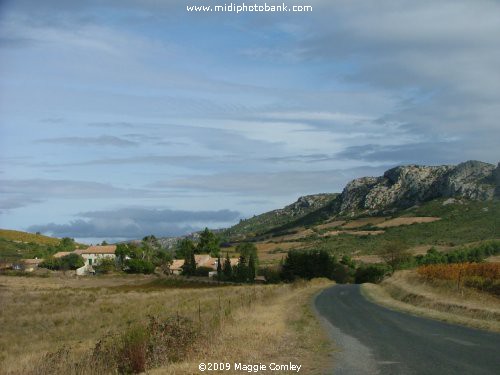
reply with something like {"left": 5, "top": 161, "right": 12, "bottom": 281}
{"left": 224, "top": 193, "right": 338, "bottom": 239}
{"left": 0, "top": 229, "right": 61, "bottom": 246}
{"left": 0, "top": 229, "right": 80, "bottom": 261}
{"left": 224, "top": 160, "right": 499, "bottom": 264}
{"left": 251, "top": 160, "right": 499, "bottom": 236}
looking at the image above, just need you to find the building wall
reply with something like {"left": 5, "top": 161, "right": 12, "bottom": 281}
{"left": 76, "top": 253, "right": 116, "bottom": 275}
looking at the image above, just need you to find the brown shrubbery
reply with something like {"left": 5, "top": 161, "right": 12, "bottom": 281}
{"left": 417, "top": 263, "right": 500, "bottom": 295}
{"left": 22, "top": 315, "right": 198, "bottom": 375}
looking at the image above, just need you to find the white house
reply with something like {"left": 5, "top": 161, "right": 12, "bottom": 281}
{"left": 76, "top": 245, "right": 116, "bottom": 275}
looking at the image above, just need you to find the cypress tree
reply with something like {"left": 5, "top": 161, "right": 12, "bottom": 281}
{"left": 248, "top": 253, "right": 256, "bottom": 282}
{"left": 223, "top": 252, "right": 232, "bottom": 280}
{"left": 217, "top": 254, "right": 222, "bottom": 280}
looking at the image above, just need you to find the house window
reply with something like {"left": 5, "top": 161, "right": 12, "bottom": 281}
{"left": 89, "top": 258, "right": 93, "bottom": 265}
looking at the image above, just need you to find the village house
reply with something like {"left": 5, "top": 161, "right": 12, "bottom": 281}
{"left": 20, "top": 258, "right": 44, "bottom": 272}
{"left": 75, "top": 245, "right": 117, "bottom": 275}
{"left": 170, "top": 254, "right": 239, "bottom": 275}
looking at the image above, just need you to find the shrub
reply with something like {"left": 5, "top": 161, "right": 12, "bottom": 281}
{"left": 94, "top": 258, "right": 117, "bottom": 274}
{"left": 194, "top": 266, "right": 213, "bottom": 277}
{"left": 39, "top": 253, "right": 84, "bottom": 271}
{"left": 355, "top": 264, "right": 391, "bottom": 284}
{"left": 259, "top": 266, "right": 282, "bottom": 283}
{"left": 125, "top": 259, "right": 155, "bottom": 274}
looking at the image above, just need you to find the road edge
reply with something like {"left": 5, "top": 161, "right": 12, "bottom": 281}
{"left": 360, "top": 283, "right": 500, "bottom": 333}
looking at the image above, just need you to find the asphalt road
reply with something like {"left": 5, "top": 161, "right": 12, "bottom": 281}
{"left": 314, "top": 285, "right": 500, "bottom": 375}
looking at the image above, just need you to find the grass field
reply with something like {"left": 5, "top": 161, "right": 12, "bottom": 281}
{"left": 0, "top": 274, "right": 333, "bottom": 374}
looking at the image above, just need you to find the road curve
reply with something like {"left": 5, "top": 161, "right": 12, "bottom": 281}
{"left": 314, "top": 284, "right": 500, "bottom": 375}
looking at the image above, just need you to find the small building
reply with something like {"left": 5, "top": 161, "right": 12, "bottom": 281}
{"left": 170, "top": 254, "right": 240, "bottom": 275}
{"left": 76, "top": 245, "right": 116, "bottom": 275}
{"left": 21, "top": 258, "right": 44, "bottom": 272}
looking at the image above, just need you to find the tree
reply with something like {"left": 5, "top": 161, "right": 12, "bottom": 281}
{"left": 235, "top": 254, "right": 249, "bottom": 282}
{"left": 197, "top": 228, "right": 220, "bottom": 256}
{"left": 125, "top": 258, "right": 155, "bottom": 274}
{"left": 248, "top": 253, "right": 257, "bottom": 282}
{"left": 379, "top": 241, "right": 411, "bottom": 270}
{"left": 153, "top": 250, "right": 173, "bottom": 274}
{"left": 59, "top": 237, "right": 76, "bottom": 251}
{"left": 223, "top": 252, "right": 232, "bottom": 280}
{"left": 176, "top": 238, "right": 195, "bottom": 259}
{"left": 182, "top": 247, "right": 196, "bottom": 276}
{"left": 216, "top": 254, "right": 222, "bottom": 280}
{"left": 115, "top": 243, "right": 131, "bottom": 264}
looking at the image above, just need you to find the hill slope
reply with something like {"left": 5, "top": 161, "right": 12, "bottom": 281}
{"left": 224, "top": 193, "right": 338, "bottom": 239}
{"left": 261, "top": 160, "right": 499, "bottom": 234}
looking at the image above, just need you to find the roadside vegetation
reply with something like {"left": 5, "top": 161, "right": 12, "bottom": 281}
{"left": 0, "top": 275, "right": 332, "bottom": 374}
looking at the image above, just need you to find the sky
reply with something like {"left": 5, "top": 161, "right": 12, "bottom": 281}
{"left": 1, "top": 0, "right": 499, "bottom": 243}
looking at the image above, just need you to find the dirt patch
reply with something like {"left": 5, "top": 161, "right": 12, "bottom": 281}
{"left": 315, "top": 221, "right": 346, "bottom": 230}
{"left": 321, "top": 230, "right": 384, "bottom": 238}
{"left": 353, "top": 255, "right": 383, "bottom": 264}
{"left": 273, "top": 228, "right": 315, "bottom": 242}
{"left": 341, "top": 217, "right": 387, "bottom": 229}
{"left": 375, "top": 216, "right": 440, "bottom": 228}
{"left": 487, "top": 256, "right": 500, "bottom": 263}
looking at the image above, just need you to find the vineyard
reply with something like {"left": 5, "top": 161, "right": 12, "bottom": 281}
{"left": 417, "top": 263, "right": 500, "bottom": 295}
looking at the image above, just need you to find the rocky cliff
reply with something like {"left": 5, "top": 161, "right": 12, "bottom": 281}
{"left": 337, "top": 160, "right": 498, "bottom": 215}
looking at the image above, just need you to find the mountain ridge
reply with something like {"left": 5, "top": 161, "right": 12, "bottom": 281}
{"left": 228, "top": 160, "right": 499, "bottom": 238}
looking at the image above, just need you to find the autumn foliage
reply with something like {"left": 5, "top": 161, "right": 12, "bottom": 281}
{"left": 417, "top": 263, "right": 500, "bottom": 295}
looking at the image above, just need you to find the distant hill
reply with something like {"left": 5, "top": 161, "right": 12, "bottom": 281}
{"left": 0, "top": 229, "right": 60, "bottom": 246}
{"left": 224, "top": 193, "right": 338, "bottom": 239}
{"left": 0, "top": 229, "right": 83, "bottom": 261}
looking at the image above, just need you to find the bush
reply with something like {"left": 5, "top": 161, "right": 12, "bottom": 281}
{"left": 259, "top": 266, "right": 282, "bottom": 283}
{"left": 415, "top": 240, "right": 500, "bottom": 266}
{"left": 39, "top": 253, "right": 84, "bottom": 271}
{"left": 94, "top": 258, "right": 117, "bottom": 274}
{"left": 355, "top": 264, "right": 391, "bottom": 284}
{"left": 125, "top": 259, "right": 155, "bottom": 274}
{"left": 194, "top": 266, "right": 213, "bottom": 277}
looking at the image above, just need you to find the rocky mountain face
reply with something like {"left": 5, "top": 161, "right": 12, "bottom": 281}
{"left": 336, "top": 160, "right": 499, "bottom": 215}
{"left": 277, "top": 193, "right": 338, "bottom": 218}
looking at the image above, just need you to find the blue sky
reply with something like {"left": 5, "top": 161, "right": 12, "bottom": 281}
{"left": 1, "top": 0, "right": 499, "bottom": 243}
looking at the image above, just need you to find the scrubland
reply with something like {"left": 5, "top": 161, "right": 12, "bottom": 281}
{"left": 0, "top": 274, "right": 333, "bottom": 374}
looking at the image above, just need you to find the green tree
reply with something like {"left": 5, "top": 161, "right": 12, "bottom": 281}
{"left": 115, "top": 243, "right": 131, "bottom": 264}
{"left": 182, "top": 247, "right": 196, "bottom": 276}
{"left": 235, "top": 254, "right": 249, "bottom": 282}
{"left": 216, "top": 254, "right": 222, "bottom": 280}
{"left": 197, "top": 228, "right": 220, "bottom": 256}
{"left": 59, "top": 237, "right": 76, "bottom": 251}
{"left": 125, "top": 258, "right": 155, "bottom": 274}
{"left": 223, "top": 252, "right": 232, "bottom": 280}
{"left": 176, "top": 238, "right": 195, "bottom": 259}
{"left": 248, "top": 253, "right": 257, "bottom": 282}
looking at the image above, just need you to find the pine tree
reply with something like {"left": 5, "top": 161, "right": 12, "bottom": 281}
{"left": 190, "top": 250, "right": 196, "bottom": 275}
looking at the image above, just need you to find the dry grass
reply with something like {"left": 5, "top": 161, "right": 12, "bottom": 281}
{"left": 0, "top": 229, "right": 60, "bottom": 245}
{"left": 151, "top": 279, "right": 334, "bottom": 374}
{"left": 320, "top": 230, "right": 384, "bottom": 238}
{"left": 361, "top": 270, "right": 500, "bottom": 332}
{"left": 341, "top": 217, "right": 387, "bottom": 229}
{"left": 375, "top": 216, "right": 440, "bottom": 228}
{"left": 0, "top": 275, "right": 333, "bottom": 374}
{"left": 314, "top": 221, "right": 346, "bottom": 230}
